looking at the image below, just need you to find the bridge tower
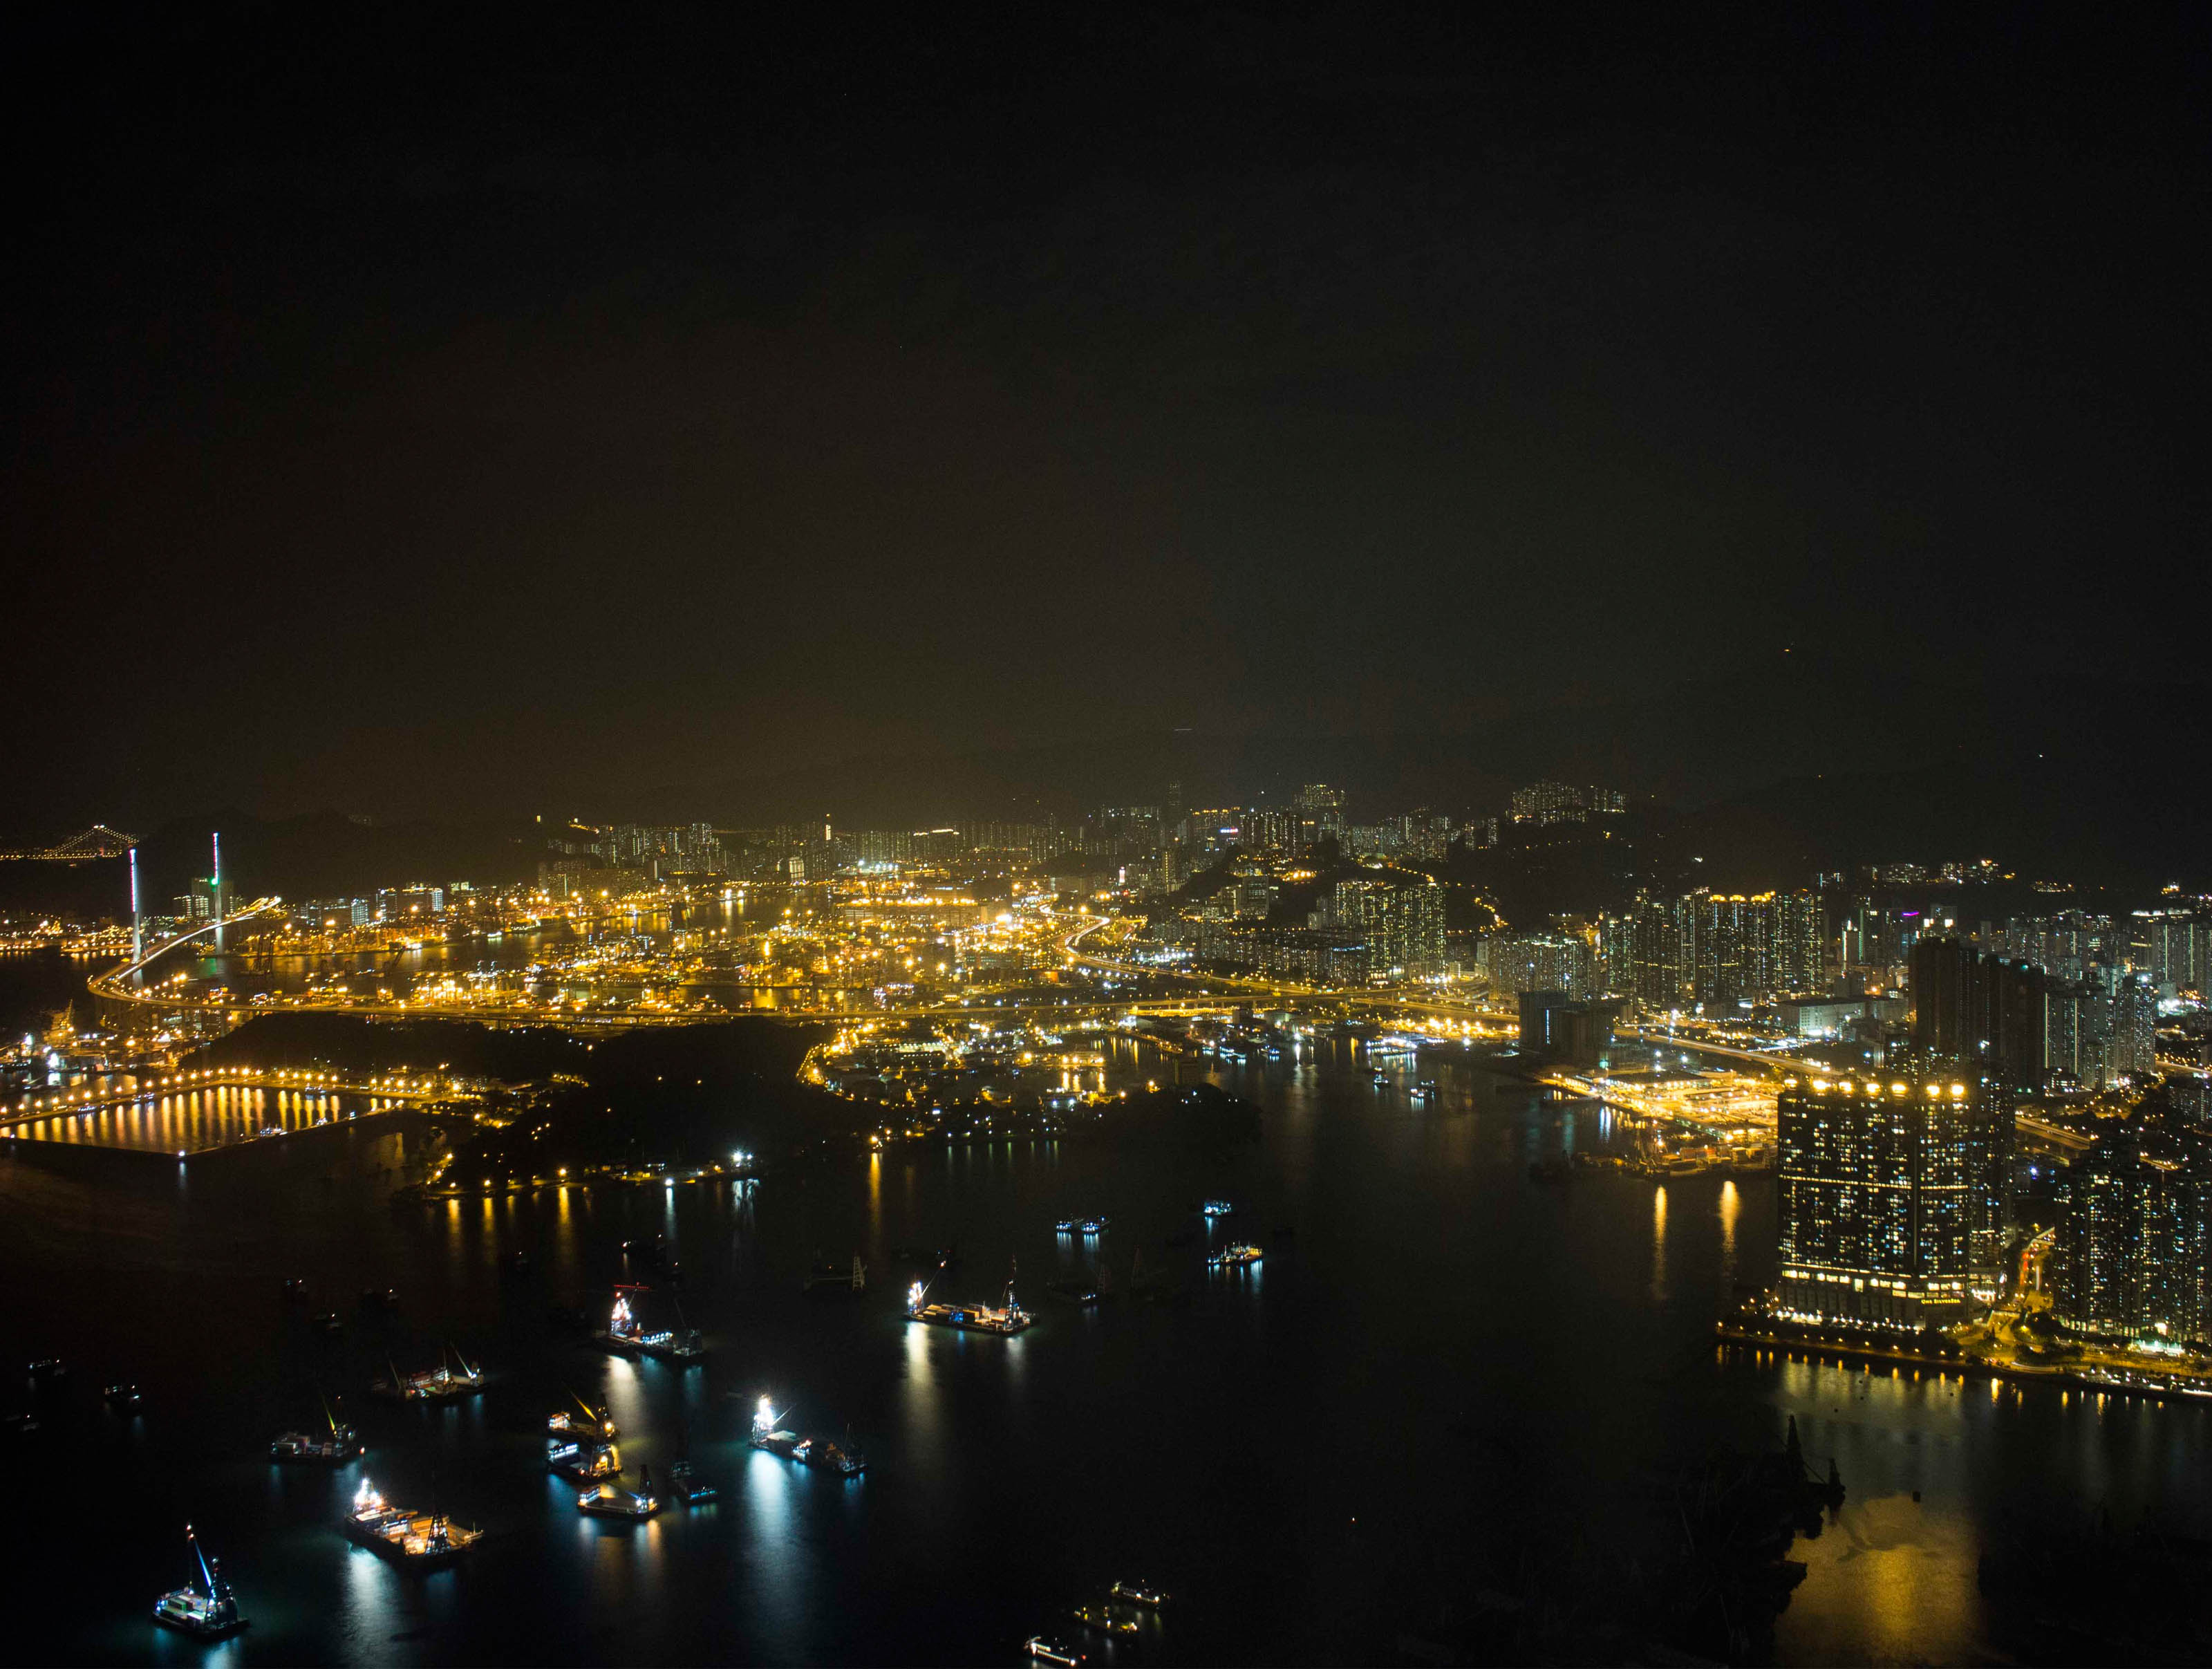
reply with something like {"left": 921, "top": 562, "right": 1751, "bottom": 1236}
{"left": 129, "top": 846, "right": 142, "bottom": 962}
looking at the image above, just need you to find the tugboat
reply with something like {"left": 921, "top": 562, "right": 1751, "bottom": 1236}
{"left": 152, "top": 1526, "right": 246, "bottom": 1639}
{"left": 547, "top": 1393, "right": 618, "bottom": 1442}
{"left": 577, "top": 1462, "right": 662, "bottom": 1520}
{"left": 748, "top": 1395, "right": 868, "bottom": 1476}
{"left": 370, "top": 1345, "right": 484, "bottom": 1403}
{"left": 593, "top": 1286, "right": 706, "bottom": 1363}
{"left": 904, "top": 1259, "right": 1035, "bottom": 1335}
{"left": 341, "top": 1478, "right": 481, "bottom": 1566}
{"left": 1206, "top": 1244, "right": 1264, "bottom": 1269}
{"left": 272, "top": 1396, "right": 362, "bottom": 1463}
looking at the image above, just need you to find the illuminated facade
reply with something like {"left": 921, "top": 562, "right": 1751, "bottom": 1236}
{"left": 2055, "top": 1126, "right": 2211, "bottom": 1343}
{"left": 1775, "top": 1075, "right": 1987, "bottom": 1327}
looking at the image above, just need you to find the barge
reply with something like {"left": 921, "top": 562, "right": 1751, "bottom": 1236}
{"left": 905, "top": 1263, "right": 1033, "bottom": 1335}
{"left": 342, "top": 1480, "right": 481, "bottom": 1566}
{"left": 371, "top": 1346, "right": 482, "bottom": 1404}
{"left": 152, "top": 1526, "right": 246, "bottom": 1639}
{"left": 593, "top": 1287, "right": 706, "bottom": 1363}
{"left": 577, "top": 1463, "right": 662, "bottom": 1520}
{"left": 749, "top": 1395, "right": 868, "bottom": 1477}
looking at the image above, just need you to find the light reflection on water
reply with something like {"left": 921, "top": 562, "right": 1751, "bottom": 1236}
{"left": 8, "top": 1045, "right": 2212, "bottom": 1665}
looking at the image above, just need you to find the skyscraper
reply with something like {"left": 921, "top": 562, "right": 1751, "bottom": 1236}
{"left": 2056, "top": 1122, "right": 2210, "bottom": 1343}
{"left": 1910, "top": 936, "right": 2049, "bottom": 1088}
{"left": 1776, "top": 1074, "right": 1987, "bottom": 1328}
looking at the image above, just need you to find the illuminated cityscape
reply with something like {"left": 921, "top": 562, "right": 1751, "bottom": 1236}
{"left": 3, "top": 9, "right": 2210, "bottom": 1666}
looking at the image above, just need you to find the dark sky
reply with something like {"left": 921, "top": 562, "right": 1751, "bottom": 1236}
{"left": 4, "top": 5, "right": 2206, "bottom": 832}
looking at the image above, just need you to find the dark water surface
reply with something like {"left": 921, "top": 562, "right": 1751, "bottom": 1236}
{"left": 5, "top": 1042, "right": 2209, "bottom": 1666}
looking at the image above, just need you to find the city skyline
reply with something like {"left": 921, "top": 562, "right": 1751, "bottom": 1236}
{"left": 4, "top": 8, "right": 2209, "bottom": 1666}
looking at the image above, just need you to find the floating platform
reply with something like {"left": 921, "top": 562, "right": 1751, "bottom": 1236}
{"left": 906, "top": 1300, "right": 1033, "bottom": 1334}
{"left": 547, "top": 1437, "right": 622, "bottom": 1481}
{"left": 592, "top": 1327, "right": 706, "bottom": 1363}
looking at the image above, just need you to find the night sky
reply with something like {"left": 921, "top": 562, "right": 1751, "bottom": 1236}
{"left": 4, "top": 7, "right": 2206, "bottom": 830}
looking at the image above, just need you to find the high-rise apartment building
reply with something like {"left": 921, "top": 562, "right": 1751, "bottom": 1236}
{"left": 1331, "top": 873, "right": 1446, "bottom": 978}
{"left": 1909, "top": 936, "right": 2048, "bottom": 1089}
{"left": 1598, "top": 889, "right": 1827, "bottom": 1012}
{"left": 2112, "top": 976, "right": 2160, "bottom": 1079}
{"left": 1776, "top": 1074, "right": 1991, "bottom": 1328}
{"left": 2056, "top": 1125, "right": 2210, "bottom": 1343}
{"left": 1482, "top": 932, "right": 1597, "bottom": 999}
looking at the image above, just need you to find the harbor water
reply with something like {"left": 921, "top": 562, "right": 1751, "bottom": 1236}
{"left": 4, "top": 1036, "right": 2209, "bottom": 1663}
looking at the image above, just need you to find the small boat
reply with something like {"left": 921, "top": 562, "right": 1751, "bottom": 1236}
{"left": 312, "top": 1312, "right": 344, "bottom": 1334}
{"left": 577, "top": 1462, "right": 662, "bottom": 1520}
{"left": 1053, "top": 1216, "right": 1108, "bottom": 1236}
{"left": 341, "top": 1480, "right": 480, "bottom": 1566}
{"left": 1046, "top": 1278, "right": 1100, "bottom": 1305}
{"left": 1206, "top": 1244, "right": 1263, "bottom": 1269}
{"left": 105, "top": 1382, "right": 142, "bottom": 1410}
{"left": 1199, "top": 1200, "right": 1233, "bottom": 1218}
{"left": 1026, "top": 1637, "right": 1083, "bottom": 1666}
{"left": 281, "top": 1277, "right": 308, "bottom": 1298}
{"left": 357, "top": 1287, "right": 397, "bottom": 1311}
{"left": 1110, "top": 1578, "right": 1168, "bottom": 1607}
{"left": 26, "top": 1358, "right": 64, "bottom": 1379}
{"left": 1071, "top": 1603, "right": 1138, "bottom": 1635}
{"left": 152, "top": 1525, "right": 246, "bottom": 1639}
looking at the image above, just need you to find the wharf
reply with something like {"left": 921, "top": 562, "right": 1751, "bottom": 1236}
{"left": 1716, "top": 1320, "right": 2212, "bottom": 1407}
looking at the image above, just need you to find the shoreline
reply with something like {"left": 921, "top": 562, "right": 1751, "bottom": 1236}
{"left": 1716, "top": 1321, "right": 2212, "bottom": 1407}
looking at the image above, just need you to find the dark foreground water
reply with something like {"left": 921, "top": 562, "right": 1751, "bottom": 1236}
{"left": 5, "top": 1042, "right": 2210, "bottom": 1666}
